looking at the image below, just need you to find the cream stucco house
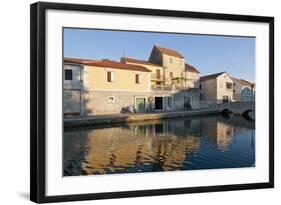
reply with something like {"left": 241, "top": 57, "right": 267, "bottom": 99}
{"left": 64, "top": 45, "right": 201, "bottom": 116}
{"left": 200, "top": 72, "right": 233, "bottom": 103}
{"left": 64, "top": 58, "right": 153, "bottom": 115}
{"left": 232, "top": 77, "right": 255, "bottom": 102}
{"left": 121, "top": 45, "right": 200, "bottom": 111}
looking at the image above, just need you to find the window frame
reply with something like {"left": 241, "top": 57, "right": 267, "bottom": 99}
{"left": 64, "top": 69, "right": 73, "bottom": 80}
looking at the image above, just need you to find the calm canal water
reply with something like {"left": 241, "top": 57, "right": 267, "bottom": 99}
{"left": 64, "top": 115, "right": 255, "bottom": 176}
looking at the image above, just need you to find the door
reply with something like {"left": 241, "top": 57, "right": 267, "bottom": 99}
{"left": 155, "top": 97, "right": 163, "bottom": 110}
{"left": 136, "top": 98, "right": 146, "bottom": 112}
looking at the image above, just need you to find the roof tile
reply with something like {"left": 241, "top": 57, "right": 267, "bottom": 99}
{"left": 185, "top": 63, "right": 200, "bottom": 73}
{"left": 155, "top": 45, "right": 184, "bottom": 58}
{"left": 84, "top": 60, "right": 152, "bottom": 72}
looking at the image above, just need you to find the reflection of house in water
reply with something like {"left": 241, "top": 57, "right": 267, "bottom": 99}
{"left": 64, "top": 116, "right": 255, "bottom": 176}
{"left": 200, "top": 117, "right": 234, "bottom": 149}
{"left": 216, "top": 122, "right": 234, "bottom": 149}
{"left": 76, "top": 119, "right": 201, "bottom": 174}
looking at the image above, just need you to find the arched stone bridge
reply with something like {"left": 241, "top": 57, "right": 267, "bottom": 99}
{"left": 218, "top": 102, "right": 255, "bottom": 116}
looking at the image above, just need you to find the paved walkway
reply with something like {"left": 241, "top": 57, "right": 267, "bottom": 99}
{"left": 64, "top": 108, "right": 220, "bottom": 128}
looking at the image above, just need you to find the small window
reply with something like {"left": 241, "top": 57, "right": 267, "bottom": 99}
{"left": 65, "top": 69, "right": 72, "bottom": 80}
{"left": 199, "top": 84, "right": 202, "bottom": 90}
{"left": 169, "top": 58, "right": 173, "bottom": 63}
{"left": 135, "top": 74, "right": 140, "bottom": 84}
{"left": 107, "top": 71, "right": 114, "bottom": 82}
{"left": 107, "top": 96, "right": 115, "bottom": 102}
{"left": 170, "top": 72, "right": 173, "bottom": 78}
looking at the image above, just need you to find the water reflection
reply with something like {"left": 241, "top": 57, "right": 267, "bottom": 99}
{"left": 64, "top": 115, "right": 255, "bottom": 176}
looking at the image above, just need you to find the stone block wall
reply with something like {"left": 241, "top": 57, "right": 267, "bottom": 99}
{"left": 64, "top": 90, "right": 81, "bottom": 115}
{"left": 82, "top": 91, "right": 137, "bottom": 115}
{"left": 64, "top": 89, "right": 200, "bottom": 116}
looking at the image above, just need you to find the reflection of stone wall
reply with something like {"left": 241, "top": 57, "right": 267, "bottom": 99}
{"left": 64, "top": 90, "right": 81, "bottom": 114}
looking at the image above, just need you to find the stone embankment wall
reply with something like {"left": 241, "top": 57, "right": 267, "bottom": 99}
{"left": 64, "top": 89, "right": 200, "bottom": 116}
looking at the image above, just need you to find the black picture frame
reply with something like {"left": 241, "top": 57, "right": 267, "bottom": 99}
{"left": 30, "top": 1, "right": 274, "bottom": 203}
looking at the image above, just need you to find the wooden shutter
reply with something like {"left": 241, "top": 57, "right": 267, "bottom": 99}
{"left": 107, "top": 71, "right": 111, "bottom": 82}
{"left": 156, "top": 69, "right": 160, "bottom": 79}
{"left": 135, "top": 74, "right": 139, "bottom": 84}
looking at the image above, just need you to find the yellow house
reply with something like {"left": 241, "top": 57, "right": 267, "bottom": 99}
{"left": 63, "top": 45, "right": 201, "bottom": 116}
{"left": 64, "top": 59, "right": 153, "bottom": 115}
{"left": 149, "top": 45, "right": 185, "bottom": 85}
{"left": 122, "top": 45, "right": 200, "bottom": 91}
{"left": 120, "top": 57, "right": 164, "bottom": 89}
{"left": 83, "top": 60, "right": 151, "bottom": 92}
{"left": 185, "top": 63, "right": 200, "bottom": 88}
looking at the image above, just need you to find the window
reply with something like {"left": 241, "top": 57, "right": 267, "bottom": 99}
{"left": 107, "top": 96, "right": 115, "bottom": 102}
{"left": 65, "top": 69, "right": 72, "bottom": 80}
{"left": 226, "top": 82, "right": 232, "bottom": 89}
{"left": 107, "top": 71, "right": 114, "bottom": 82}
{"left": 170, "top": 72, "right": 173, "bottom": 78}
{"left": 135, "top": 74, "right": 140, "bottom": 84}
{"left": 169, "top": 58, "right": 173, "bottom": 63}
{"left": 199, "top": 84, "right": 202, "bottom": 90}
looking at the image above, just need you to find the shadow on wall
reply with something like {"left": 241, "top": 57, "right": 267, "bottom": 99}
{"left": 64, "top": 88, "right": 93, "bottom": 117}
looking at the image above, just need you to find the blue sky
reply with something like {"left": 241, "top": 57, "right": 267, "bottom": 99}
{"left": 64, "top": 28, "right": 255, "bottom": 82}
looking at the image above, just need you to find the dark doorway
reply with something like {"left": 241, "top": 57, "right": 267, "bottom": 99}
{"left": 155, "top": 97, "right": 163, "bottom": 110}
{"left": 222, "top": 95, "right": 229, "bottom": 103}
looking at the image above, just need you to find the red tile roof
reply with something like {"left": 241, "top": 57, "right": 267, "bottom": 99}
{"left": 154, "top": 45, "right": 184, "bottom": 59}
{"left": 84, "top": 60, "right": 152, "bottom": 72}
{"left": 121, "top": 57, "right": 162, "bottom": 67}
{"left": 241, "top": 79, "right": 255, "bottom": 86}
{"left": 185, "top": 63, "right": 200, "bottom": 73}
{"left": 232, "top": 77, "right": 254, "bottom": 86}
{"left": 200, "top": 72, "right": 226, "bottom": 81}
{"left": 64, "top": 57, "right": 96, "bottom": 64}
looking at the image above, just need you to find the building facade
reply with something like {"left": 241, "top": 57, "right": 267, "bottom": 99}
{"left": 232, "top": 78, "right": 255, "bottom": 102}
{"left": 200, "top": 72, "right": 233, "bottom": 103}
{"left": 64, "top": 45, "right": 201, "bottom": 116}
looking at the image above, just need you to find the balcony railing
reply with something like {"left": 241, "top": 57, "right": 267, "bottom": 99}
{"left": 151, "top": 84, "right": 172, "bottom": 91}
{"left": 151, "top": 84, "right": 199, "bottom": 92}
{"left": 151, "top": 73, "right": 165, "bottom": 81}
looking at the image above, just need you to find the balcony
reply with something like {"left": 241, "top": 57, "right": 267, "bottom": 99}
{"left": 151, "top": 73, "right": 165, "bottom": 82}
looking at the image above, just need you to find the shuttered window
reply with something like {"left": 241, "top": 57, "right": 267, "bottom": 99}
{"left": 107, "top": 71, "right": 114, "bottom": 82}
{"left": 156, "top": 69, "right": 161, "bottom": 79}
{"left": 135, "top": 74, "right": 140, "bottom": 84}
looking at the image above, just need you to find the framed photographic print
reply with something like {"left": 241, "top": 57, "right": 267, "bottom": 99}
{"left": 30, "top": 1, "right": 274, "bottom": 203}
